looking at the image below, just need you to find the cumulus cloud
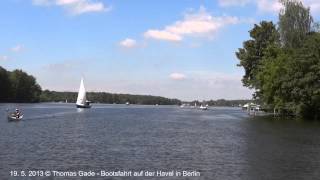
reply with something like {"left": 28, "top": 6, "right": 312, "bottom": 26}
{"left": 119, "top": 38, "right": 137, "bottom": 48}
{"left": 170, "top": 73, "right": 186, "bottom": 80}
{"left": 145, "top": 30, "right": 182, "bottom": 42}
{"left": 32, "top": 0, "right": 110, "bottom": 15}
{"left": 144, "top": 7, "right": 244, "bottom": 42}
{"left": 11, "top": 44, "right": 24, "bottom": 52}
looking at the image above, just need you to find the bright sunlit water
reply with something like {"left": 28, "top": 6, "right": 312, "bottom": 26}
{"left": 1, "top": 103, "right": 320, "bottom": 179}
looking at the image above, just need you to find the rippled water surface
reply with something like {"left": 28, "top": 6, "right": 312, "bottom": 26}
{"left": 1, "top": 103, "right": 320, "bottom": 180}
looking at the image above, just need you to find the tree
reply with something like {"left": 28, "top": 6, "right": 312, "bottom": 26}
{"left": 279, "top": 0, "right": 313, "bottom": 48}
{"left": 288, "top": 33, "right": 320, "bottom": 119}
{"left": 237, "top": 1, "right": 320, "bottom": 119}
{"left": 10, "top": 70, "right": 42, "bottom": 102}
{"left": 0, "top": 66, "right": 11, "bottom": 102}
{"left": 256, "top": 46, "right": 291, "bottom": 112}
{"left": 256, "top": 32, "right": 320, "bottom": 119}
{"left": 236, "top": 21, "right": 279, "bottom": 91}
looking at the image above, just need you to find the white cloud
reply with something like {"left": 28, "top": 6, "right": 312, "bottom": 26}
{"left": 256, "top": 0, "right": 282, "bottom": 13}
{"left": 119, "top": 38, "right": 137, "bottom": 48}
{"left": 218, "top": 0, "right": 251, "bottom": 7}
{"left": 144, "top": 6, "right": 244, "bottom": 42}
{"left": 170, "top": 73, "right": 186, "bottom": 80}
{"left": 145, "top": 30, "right": 182, "bottom": 42}
{"left": 256, "top": 0, "right": 320, "bottom": 14}
{"left": 0, "top": 55, "right": 8, "bottom": 61}
{"left": 219, "top": 0, "right": 320, "bottom": 15}
{"left": 32, "top": 0, "right": 109, "bottom": 15}
{"left": 56, "top": 0, "right": 79, "bottom": 5}
{"left": 11, "top": 44, "right": 24, "bottom": 52}
{"left": 218, "top": 0, "right": 282, "bottom": 13}
{"left": 303, "top": 0, "right": 320, "bottom": 14}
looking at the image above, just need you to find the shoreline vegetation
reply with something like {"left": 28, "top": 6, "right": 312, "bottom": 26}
{"left": 237, "top": 0, "right": 320, "bottom": 120}
{"left": 0, "top": 66, "right": 251, "bottom": 106}
{"left": 0, "top": 66, "right": 181, "bottom": 105}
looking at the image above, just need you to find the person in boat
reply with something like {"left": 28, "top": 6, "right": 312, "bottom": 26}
{"left": 14, "top": 108, "right": 21, "bottom": 118}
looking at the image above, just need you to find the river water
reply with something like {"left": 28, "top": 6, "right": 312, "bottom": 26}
{"left": 1, "top": 103, "right": 320, "bottom": 179}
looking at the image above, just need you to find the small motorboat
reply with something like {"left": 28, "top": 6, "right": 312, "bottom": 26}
{"left": 8, "top": 114, "right": 23, "bottom": 121}
{"left": 199, "top": 105, "right": 208, "bottom": 110}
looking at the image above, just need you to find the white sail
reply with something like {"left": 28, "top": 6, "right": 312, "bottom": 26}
{"left": 76, "top": 78, "right": 87, "bottom": 106}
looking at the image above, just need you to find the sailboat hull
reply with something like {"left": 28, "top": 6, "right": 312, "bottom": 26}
{"left": 76, "top": 104, "right": 91, "bottom": 108}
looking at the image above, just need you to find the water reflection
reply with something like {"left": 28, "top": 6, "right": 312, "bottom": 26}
{"left": 243, "top": 116, "right": 320, "bottom": 180}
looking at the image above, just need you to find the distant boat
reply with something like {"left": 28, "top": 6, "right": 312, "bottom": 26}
{"left": 199, "top": 105, "right": 208, "bottom": 110}
{"left": 126, "top": 102, "right": 130, "bottom": 105}
{"left": 76, "top": 78, "right": 91, "bottom": 108}
{"left": 242, "top": 103, "right": 249, "bottom": 109}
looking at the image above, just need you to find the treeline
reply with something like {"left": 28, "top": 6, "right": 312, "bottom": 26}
{"left": 0, "top": 66, "right": 181, "bottom": 105}
{"left": 40, "top": 90, "right": 181, "bottom": 105}
{"left": 0, "top": 66, "right": 41, "bottom": 102}
{"left": 237, "top": 0, "right": 320, "bottom": 120}
{"left": 188, "top": 99, "right": 253, "bottom": 107}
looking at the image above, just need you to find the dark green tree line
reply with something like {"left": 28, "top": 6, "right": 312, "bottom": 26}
{"left": 0, "top": 66, "right": 42, "bottom": 102}
{"left": 40, "top": 90, "right": 181, "bottom": 105}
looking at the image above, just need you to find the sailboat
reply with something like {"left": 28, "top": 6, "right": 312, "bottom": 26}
{"left": 76, "top": 78, "right": 91, "bottom": 108}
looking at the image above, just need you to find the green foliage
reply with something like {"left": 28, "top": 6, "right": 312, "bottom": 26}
{"left": 10, "top": 70, "right": 42, "bottom": 102}
{"left": 236, "top": 21, "right": 279, "bottom": 89}
{"left": 0, "top": 66, "right": 180, "bottom": 105}
{"left": 237, "top": 1, "right": 320, "bottom": 120}
{"left": 204, "top": 99, "right": 253, "bottom": 107}
{"left": 0, "top": 67, "right": 11, "bottom": 102}
{"left": 279, "top": 0, "right": 313, "bottom": 48}
{"left": 0, "top": 67, "right": 41, "bottom": 102}
{"left": 40, "top": 90, "right": 181, "bottom": 105}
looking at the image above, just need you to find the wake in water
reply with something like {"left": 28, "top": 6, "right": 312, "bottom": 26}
{"left": 22, "top": 111, "right": 79, "bottom": 121}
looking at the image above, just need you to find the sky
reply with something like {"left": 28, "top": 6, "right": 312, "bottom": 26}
{"left": 0, "top": 0, "right": 319, "bottom": 101}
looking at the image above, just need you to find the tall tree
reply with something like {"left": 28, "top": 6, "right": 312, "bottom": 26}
{"left": 236, "top": 21, "right": 279, "bottom": 90}
{"left": 279, "top": 0, "right": 313, "bottom": 48}
{"left": 289, "top": 32, "right": 320, "bottom": 119}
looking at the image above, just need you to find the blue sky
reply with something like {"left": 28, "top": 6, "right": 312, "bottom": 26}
{"left": 0, "top": 0, "right": 319, "bottom": 101}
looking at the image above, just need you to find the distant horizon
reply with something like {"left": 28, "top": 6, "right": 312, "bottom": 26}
{"left": 41, "top": 89, "right": 253, "bottom": 102}
{"left": 1, "top": 0, "right": 319, "bottom": 101}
